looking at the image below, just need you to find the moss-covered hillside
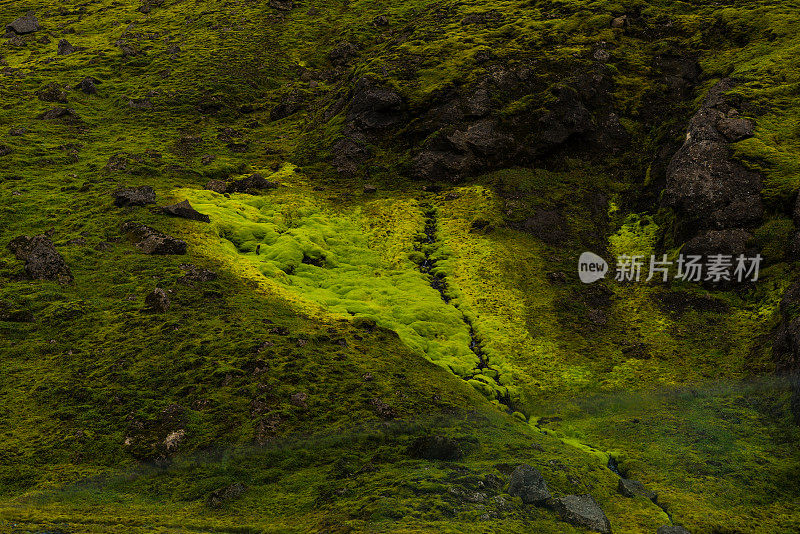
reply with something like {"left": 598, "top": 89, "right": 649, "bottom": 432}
{"left": 1, "top": 0, "right": 800, "bottom": 532}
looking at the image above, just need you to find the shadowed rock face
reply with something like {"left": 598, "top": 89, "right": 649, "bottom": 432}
{"left": 662, "top": 79, "right": 762, "bottom": 238}
{"left": 7, "top": 234, "right": 73, "bottom": 283}
{"left": 160, "top": 200, "right": 210, "bottom": 222}
{"left": 121, "top": 222, "right": 187, "bottom": 255}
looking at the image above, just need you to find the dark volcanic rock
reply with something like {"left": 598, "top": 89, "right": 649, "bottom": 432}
{"left": 657, "top": 526, "right": 691, "bottom": 534}
{"left": 144, "top": 287, "right": 170, "bottom": 312}
{"left": 270, "top": 90, "right": 305, "bottom": 121}
{"left": 662, "top": 79, "right": 763, "bottom": 235}
{"left": 6, "top": 13, "right": 40, "bottom": 34}
{"left": 36, "top": 82, "right": 68, "bottom": 103}
{"left": 204, "top": 179, "right": 227, "bottom": 193}
{"left": 38, "top": 107, "right": 82, "bottom": 122}
{"left": 617, "top": 478, "right": 657, "bottom": 501}
{"left": 329, "top": 41, "right": 358, "bottom": 66}
{"left": 346, "top": 77, "right": 404, "bottom": 130}
{"left": 681, "top": 229, "right": 751, "bottom": 259}
{"left": 161, "top": 200, "right": 210, "bottom": 222}
{"left": 76, "top": 76, "right": 99, "bottom": 94}
{"left": 507, "top": 464, "right": 551, "bottom": 503}
{"left": 550, "top": 494, "right": 612, "bottom": 533}
{"left": 7, "top": 234, "right": 73, "bottom": 283}
{"left": 178, "top": 264, "right": 217, "bottom": 284}
{"left": 0, "top": 145, "right": 12, "bottom": 157}
{"left": 113, "top": 186, "right": 156, "bottom": 207}
{"left": 121, "top": 222, "right": 187, "bottom": 255}
{"left": 408, "top": 435, "right": 463, "bottom": 461}
{"left": 57, "top": 39, "right": 74, "bottom": 55}
{"left": 226, "top": 173, "right": 279, "bottom": 193}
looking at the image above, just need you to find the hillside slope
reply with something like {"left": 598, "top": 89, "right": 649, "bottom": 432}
{"left": 1, "top": 0, "right": 800, "bottom": 532}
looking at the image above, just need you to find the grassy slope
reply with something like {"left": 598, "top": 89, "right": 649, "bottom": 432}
{"left": 1, "top": 0, "right": 799, "bottom": 532}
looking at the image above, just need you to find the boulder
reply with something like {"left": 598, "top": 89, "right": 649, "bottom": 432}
{"left": 121, "top": 222, "right": 187, "bottom": 255}
{"left": 618, "top": 478, "right": 657, "bottom": 501}
{"left": 662, "top": 79, "right": 763, "bottom": 234}
{"left": 507, "top": 464, "right": 551, "bottom": 503}
{"left": 36, "top": 82, "right": 68, "bottom": 103}
{"left": 113, "top": 186, "right": 156, "bottom": 207}
{"left": 144, "top": 288, "right": 170, "bottom": 312}
{"left": 178, "top": 264, "right": 217, "bottom": 284}
{"left": 57, "top": 39, "right": 74, "bottom": 55}
{"left": 7, "top": 234, "right": 73, "bottom": 283}
{"left": 329, "top": 41, "right": 358, "bottom": 66}
{"left": 550, "top": 494, "right": 612, "bottom": 534}
{"left": 6, "top": 13, "right": 40, "bottom": 34}
{"left": 160, "top": 200, "right": 210, "bottom": 222}
{"left": 346, "top": 77, "right": 404, "bottom": 130}
{"left": 226, "top": 173, "right": 279, "bottom": 193}
{"left": 407, "top": 435, "right": 463, "bottom": 461}
{"left": 76, "top": 76, "right": 99, "bottom": 94}
{"left": 204, "top": 179, "right": 227, "bottom": 193}
{"left": 37, "top": 107, "right": 82, "bottom": 123}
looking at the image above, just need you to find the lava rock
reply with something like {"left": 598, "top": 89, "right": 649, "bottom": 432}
{"left": 178, "top": 264, "right": 217, "bottom": 284}
{"left": 346, "top": 76, "right": 404, "bottom": 130}
{"left": 7, "top": 234, "right": 73, "bottom": 283}
{"left": 37, "top": 107, "right": 82, "bottom": 122}
{"left": 550, "top": 494, "right": 612, "bottom": 533}
{"left": 329, "top": 41, "right": 358, "bottom": 66}
{"left": 121, "top": 222, "right": 187, "bottom": 255}
{"left": 507, "top": 464, "right": 551, "bottom": 503}
{"left": 373, "top": 14, "right": 389, "bottom": 27}
{"left": 681, "top": 229, "right": 752, "bottom": 259}
{"left": 657, "top": 527, "right": 691, "bottom": 534}
{"left": 144, "top": 287, "right": 170, "bottom": 312}
{"left": 408, "top": 435, "right": 463, "bottom": 461}
{"left": 76, "top": 76, "right": 99, "bottom": 94}
{"left": 204, "top": 179, "right": 227, "bottom": 193}
{"left": 6, "top": 13, "right": 40, "bottom": 34}
{"left": 160, "top": 200, "right": 210, "bottom": 222}
{"left": 113, "top": 186, "right": 156, "bottom": 207}
{"left": 519, "top": 209, "right": 570, "bottom": 245}
{"left": 36, "top": 82, "right": 68, "bottom": 103}
{"left": 0, "top": 145, "right": 12, "bottom": 157}
{"left": 662, "top": 79, "right": 763, "bottom": 235}
{"left": 618, "top": 478, "right": 657, "bottom": 501}
{"left": 57, "top": 39, "right": 74, "bottom": 55}
{"left": 226, "top": 173, "right": 279, "bottom": 193}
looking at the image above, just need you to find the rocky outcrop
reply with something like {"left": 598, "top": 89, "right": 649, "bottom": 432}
{"left": 550, "top": 494, "right": 612, "bottom": 534}
{"left": 7, "top": 234, "right": 73, "bottom": 283}
{"left": 662, "top": 79, "right": 761, "bottom": 244}
{"left": 121, "top": 222, "right": 187, "bottom": 255}
{"left": 618, "top": 478, "right": 657, "bottom": 501}
{"left": 113, "top": 186, "right": 156, "bottom": 207}
{"left": 144, "top": 288, "right": 170, "bottom": 312}
{"left": 507, "top": 464, "right": 551, "bottom": 503}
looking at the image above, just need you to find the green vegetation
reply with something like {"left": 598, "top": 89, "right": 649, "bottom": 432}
{"left": 1, "top": 0, "right": 800, "bottom": 532}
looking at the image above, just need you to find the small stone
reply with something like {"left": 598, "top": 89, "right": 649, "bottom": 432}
{"left": 611, "top": 15, "right": 627, "bottom": 28}
{"left": 113, "top": 186, "right": 156, "bottom": 207}
{"left": 206, "top": 482, "right": 246, "bottom": 508}
{"left": 657, "top": 527, "right": 691, "bottom": 534}
{"left": 57, "top": 39, "right": 74, "bottom": 55}
{"left": 269, "top": 0, "right": 293, "bottom": 10}
{"left": 121, "top": 222, "right": 187, "bottom": 255}
{"left": 129, "top": 98, "right": 153, "bottom": 109}
{"left": 0, "top": 145, "right": 12, "bottom": 157}
{"left": 290, "top": 392, "right": 308, "bottom": 408}
{"left": 373, "top": 14, "right": 389, "bottom": 27}
{"left": 145, "top": 287, "right": 170, "bottom": 312}
{"left": 363, "top": 184, "right": 377, "bottom": 194}
{"left": 508, "top": 464, "right": 551, "bottom": 503}
{"left": 9, "top": 127, "right": 28, "bottom": 136}
{"left": 593, "top": 49, "right": 611, "bottom": 62}
{"left": 36, "top": 82, "right": 68, "bottom": 102}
